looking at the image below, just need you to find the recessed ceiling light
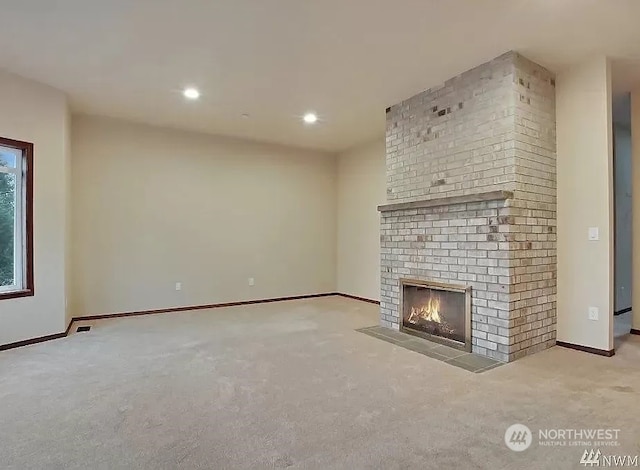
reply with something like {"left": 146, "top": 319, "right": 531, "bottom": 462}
{"left": 303, "top": 112, "right": 318, "bottom": 124}
{"left": 183, "top": 87, "right": 200, "bottom": 100}
{"left": 241, "top": 113, "right": 250, "bottom": 119}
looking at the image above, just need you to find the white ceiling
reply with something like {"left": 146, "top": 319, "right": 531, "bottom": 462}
{"left": 1, "top": 0, "right": 640, "bottom": 152}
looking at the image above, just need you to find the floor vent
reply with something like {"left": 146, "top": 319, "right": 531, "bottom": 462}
{"left": 76, "top": 326, "right": 91, "bottom": 333}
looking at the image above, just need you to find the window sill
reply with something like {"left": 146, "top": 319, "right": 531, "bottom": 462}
{"left": 0, "top": 289, "right": 34, "bottom": 300}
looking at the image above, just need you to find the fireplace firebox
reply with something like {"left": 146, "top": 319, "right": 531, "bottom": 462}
{"left": 400, "top": 279, "right": 471, "bottom": 351}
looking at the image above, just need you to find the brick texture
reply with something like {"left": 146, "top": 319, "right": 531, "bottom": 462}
{"left": 381, "top": 52, "right": 556, "bottom": 362}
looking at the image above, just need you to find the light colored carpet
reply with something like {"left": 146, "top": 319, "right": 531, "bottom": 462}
{"left": 1, "top": 296, "right": 639, "bottom": 469}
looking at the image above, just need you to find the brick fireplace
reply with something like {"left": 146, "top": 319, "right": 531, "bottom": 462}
{"left": 379, "top": 52, "right": 557, "bottom": 362}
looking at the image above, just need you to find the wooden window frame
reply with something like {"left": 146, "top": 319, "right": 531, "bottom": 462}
{"left": 0, "top": 136, "right": 34, "bottom": 300}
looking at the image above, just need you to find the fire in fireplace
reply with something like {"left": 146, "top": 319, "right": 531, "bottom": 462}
{"left": 400, "top": 279, "right": 471, "bottom": 350}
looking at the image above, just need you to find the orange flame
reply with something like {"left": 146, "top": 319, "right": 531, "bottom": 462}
{"left": 407, "top": 296, "right": 442, "bottom": 324}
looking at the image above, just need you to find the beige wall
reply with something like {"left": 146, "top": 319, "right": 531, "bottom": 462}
{"left": 70, "top": 116, "right": 336, "bottom": 317}
{"left": 631, "top": 91, "right": 640, "bottom": 331}
{"left": 336, "top": 139, "right": 386, "bottom": 300}
{"left": 557, "top": 57, "right": 614, "bottom": 351}
{"left": 65, "top": 106, "right": 73, "bottom": 327}
{"left": 0, "top": 71, "right": 70, "bottom": 345}
{"left": 0, "top": 59, "right": 623, "bottom": 354}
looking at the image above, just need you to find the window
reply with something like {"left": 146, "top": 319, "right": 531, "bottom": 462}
{"left": 0, "top": 137, "right": 33, "bottom": 299}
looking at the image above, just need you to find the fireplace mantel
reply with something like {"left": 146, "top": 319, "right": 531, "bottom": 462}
{"left": 377, "top": 190, "right": 513, "bottom": 213}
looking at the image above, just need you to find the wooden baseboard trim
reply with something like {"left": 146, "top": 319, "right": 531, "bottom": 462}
{"left": 336, "top": 293, "right": 380, "bottom": 305}
{"left": 0, "top": 331, "right": 67, "bottom": 352}
{"left": 630, "top": 329, "right": 640, "bottom": 336}
{"left": 2, "top": 292, "right": 382, "bottom": 352}
{"left": 1, "top": 293, "right": 339, "bottom": 352}
{"left": 64, "top": 319, "right": 74, "bottom": 336}
{"left": 556, "top": 341, "right": 615, "bottom": 357}
{"left": 71, "top": 293, "right": 337, "bottom": 323}
{"left": 614, "top": 307, "right": 632, "bottom": 316}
